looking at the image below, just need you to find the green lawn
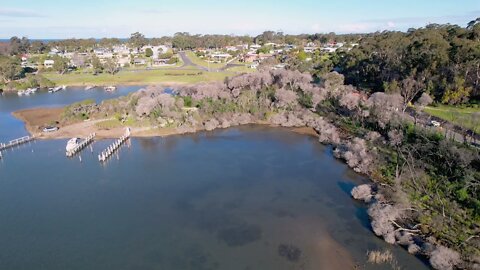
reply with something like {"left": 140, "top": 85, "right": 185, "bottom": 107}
{"left": 43, "top": 69, "right": 235, "bottom": 86}
{"left": 424, "top": 105, "right": 480, "bottom": 132}
{"left": 185, "top": 51, "right": 229, "bottom": 70}
{"left": 225, "top": 65, "right": 255, "bottom": 73}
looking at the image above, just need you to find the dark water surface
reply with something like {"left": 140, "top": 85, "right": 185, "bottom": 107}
{"left": 0, "top": 88, "right": 430, "bottom": 269}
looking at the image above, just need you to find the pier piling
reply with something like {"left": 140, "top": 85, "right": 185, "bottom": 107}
{"left": 0, "top": 136, "right": 34, "bottom": 152}
{"left": 98, "top": 128, "right": 131, "bottom": 163}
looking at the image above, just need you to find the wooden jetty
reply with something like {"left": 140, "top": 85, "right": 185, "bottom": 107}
{"left": 98, "top": 128, "right": 131, "bottom": 162}
{"left": 0, "top": 136, "right": 34, "bottom": 151}
{"left": 66, "top": 133, "right": 96, "bottom": 157}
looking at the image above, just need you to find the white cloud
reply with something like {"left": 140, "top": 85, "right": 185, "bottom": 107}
{"left": 336, "top": 22, "right": 375, "bottom": 33}
{"left": 0, "top": 8, "right": 45, "bottom": 18}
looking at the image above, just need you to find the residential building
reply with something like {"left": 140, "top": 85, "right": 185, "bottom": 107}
{"left": 44, "top": 59, "right": 55, "bottom": 68}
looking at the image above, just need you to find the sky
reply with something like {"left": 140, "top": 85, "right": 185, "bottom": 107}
{"left": 0, "top": 0, "right": 479, "bottom": 39}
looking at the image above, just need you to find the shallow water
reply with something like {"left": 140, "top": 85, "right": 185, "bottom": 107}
{"left": 0, "top": 86, "right": 144, "bottom": 140}
{"left": 0, "top": 88, "right": 430, "bottom": 269}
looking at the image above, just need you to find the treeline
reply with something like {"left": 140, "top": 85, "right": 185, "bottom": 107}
{"left": 0, "top": 31, "right": 363, "bottom": 56}
{"left": 336, "top": 18, "right": 480, "bottom": 104}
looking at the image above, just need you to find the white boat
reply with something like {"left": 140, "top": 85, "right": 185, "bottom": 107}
{"left": 66, "top": 138, "right": 80, "bottom": 152}
{"left": 43, "top": 126, "right": 59, "bottom": 132}
{"left": 49, "top": 86, "right": 63, "bottom": 93}
{"left": 24, "top": 88, "right": 37, "bottom": 95}
{"left": 17, "top": 90, "right": 25, "bottom": 96}
{"left": 104, "top": 86, "right": 116, "bottom": 92}
{"left": 61, "top": 85, "right": 67, "bottom": 90}
{"left": 85, "top": 85, "right": 96, "bottom": 90}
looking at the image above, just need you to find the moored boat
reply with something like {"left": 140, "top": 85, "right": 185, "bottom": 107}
{"left": 49, "top": 86, "right": 63, "bottom": 93}
{"left": 85, "top": 85, "right": 96, "bottom": 90}
{"left": 66, "top": 138, "right": 80, "bottom": 152}
{"left": 104, "top": 86, "right": 116, "bottom": 92}
{"left": 43, "top": 126, "right": 59, "bottom": 132}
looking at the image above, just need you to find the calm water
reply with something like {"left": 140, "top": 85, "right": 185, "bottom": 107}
{"left": 0, "top": 86, "right": 144, "bottom": 140}
{"left": 0, "top": 88, "right": 430, "bottom": 269}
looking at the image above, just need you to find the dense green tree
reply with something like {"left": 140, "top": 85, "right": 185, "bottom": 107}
{"left": 336, "top": 20, "right": 480, "bottom": 103}
{"left": 145, "top": 48, "right": 153, "bottom": 57}
{"left": 90, "top": 55, "right": 103, "bottom": 75}
{"left": 172, "top": 32, "right": 195, "bottom": 50}
{"left": 0, "top": 56, "right": 22, "bottom": 82}
{"left": 129, "top": 32, "right": 147, "bottom": 51}
{"left": 52, "top": 56, "right": 70, "bottom": 74}
{"left": 30, "top": 41, "right": 49, "bottom": 54}
{"left": 9, "top": 36, "right": 30, "bottom": 55}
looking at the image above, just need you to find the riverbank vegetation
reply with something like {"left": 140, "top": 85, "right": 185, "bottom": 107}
{"left": 58, "top": 70, "right": 479, "bottom": 269}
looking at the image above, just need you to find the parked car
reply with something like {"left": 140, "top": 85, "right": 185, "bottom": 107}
{"left": 430, "top": 120, "right": 441, "bottom": 127}
{"left": 43, "top": 126, "right": 59, "bottom": 132}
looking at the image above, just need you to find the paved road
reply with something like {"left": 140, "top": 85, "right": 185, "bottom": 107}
{"left": 178, "top": 51, "right": 246, "bottom": 72}
{"left": 407, "top": 108, "right": 479, "bottom": 147}
{"left": 178, "top": 51, "right": 209, "bottom": 71}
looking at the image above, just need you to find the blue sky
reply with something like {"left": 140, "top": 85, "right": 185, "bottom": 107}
{"left": 0, "top": 0, "right": 479, "bottom": 38}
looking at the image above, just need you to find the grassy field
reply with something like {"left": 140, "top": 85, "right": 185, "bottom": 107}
{"left": 43, "top": 68, "right": 234, "bottom": 86}
{"left": 185, "top": 51, "right": 229, "bottom": 70}
{"left": 424, "top": 105, "right": 480, "bottom": 131}
{"left": 225, "top": 65, "right": 254, "bottom": 73}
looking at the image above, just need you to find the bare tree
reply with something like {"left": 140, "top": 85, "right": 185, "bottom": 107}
{"left": 274, "top": 88, "right": 298, "bottom": 109}
{"left": 429, "top": 245, "right": 461, "bottom": 270}
{"left": 400, "top": 77, "right": 423, "bottom": 112}
{"left": 104, "top": 57, "right": 119, "bottom": 75}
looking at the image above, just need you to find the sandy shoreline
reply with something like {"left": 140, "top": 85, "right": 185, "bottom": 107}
{"left": 13, "top": 107, "right": 318, "bottom": 140}
{"left": 1, "top": 81, "right": 191, "bottom": 93}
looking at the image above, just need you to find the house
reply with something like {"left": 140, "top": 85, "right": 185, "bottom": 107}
{"left": 243, "top": 52, "right": 258, "bottom": 63}
{"left": 243, "top": 52, "right": 273, "bottom": 63}
{"left": 152, "top": 59, "right": 169, "bottom": 66}
{"left": 225, "top": 46, "right": 238, "bottom": 52}
{"left": 141, "top": 45, "right": 169, "bottom": 58}
{"left": 20, "top": 54, "right": 28, "bottom": 67}
{"left": 48, "top": 48, "right": 60, "bottom": 56}
{"left": 322, "top": 47, "right": 337, "bottom": 53}
{"left": 94, "top": 48, "right": 113, "bottom": 59}
{"left": 117, "top": 57, "right": 130, "bottom": 67}
{"left": 303, "top": 46, "right": 317, "bottom": 53}
{"left": 249, "top": 44, "right": 261, "bottom": 50}
{"left": 284, "top": 45, "right": 296, "bottom": 51}
{"left": 113, "top": 45, "right": 130, "bottom": 56}
{"left": 44, "top": 59, "right": 55, "bottom": 68}
{"left": 236, "top": 44, "right": 249, "bottom": 50}
{"left": 264, "top": 42, "right": 279, "bottom": 48}
{"left": 257, "top": 53, "right": 273, "bottom": 61}
{"left": 133, "top": 58, "right": 146, "bottom": 65}
{"left": 70, "top": 53, "right": 87, "bottom": 68}
{"left": 210, "top": 53, "right": 231, "bottom": 62}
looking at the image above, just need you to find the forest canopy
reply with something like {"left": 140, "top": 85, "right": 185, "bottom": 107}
{"left": 337, "top": 19, "right": 480, "bottom": 104}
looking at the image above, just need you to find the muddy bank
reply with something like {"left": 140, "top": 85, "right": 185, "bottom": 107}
{"left": 14, "top": 107, "right": 318, "bottom": 140}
